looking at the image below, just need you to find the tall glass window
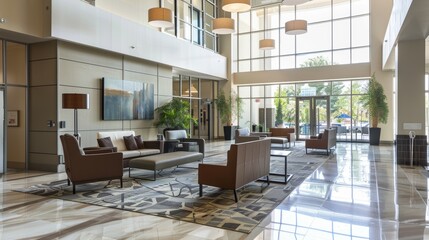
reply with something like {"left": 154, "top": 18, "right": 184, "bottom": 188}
{"left": 173, "top": 0, "right": 218, "bottom": 52}
{"left": 238, "top": 79, "right": 370, "bottom": 142}
{"left": 233, "top": 0, "right": 370, "bottom": 72}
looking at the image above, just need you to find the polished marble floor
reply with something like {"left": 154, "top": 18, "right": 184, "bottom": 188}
{"left": 1, "top": 141, "right": 429, "bottom": 239}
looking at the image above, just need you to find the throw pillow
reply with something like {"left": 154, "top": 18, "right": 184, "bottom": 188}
{"left": 123, "top": 135, "right": 138, "bottom": 150}
{"left": 97, "top": 137, "right": 114, "bottom": 147}
{"left": 134, "top": 135, "right": 144, "bottom": 149}
{"left": 317, "top": 133, "right": 323, "bottom": 139}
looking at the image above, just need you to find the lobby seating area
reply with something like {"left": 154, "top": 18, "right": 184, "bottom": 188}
{"left": 3, "top": 141, "right": 429, "bottom": 239}
{"left": 94, "top": 131, "right": 163, "bottom": 168}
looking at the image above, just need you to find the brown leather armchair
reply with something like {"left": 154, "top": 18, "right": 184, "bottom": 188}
{"left": 305, "top": 128, "right": 337, "bottom": 155}
{"left": 60, "top": 134, "right": 123, "bottom": 194}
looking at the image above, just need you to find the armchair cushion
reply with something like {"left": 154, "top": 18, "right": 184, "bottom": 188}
{"left": 97, "top": 137, "right": 114, "bottom": 148}
{"left": 123, "top": 135, "right": 138, "bottom": 150}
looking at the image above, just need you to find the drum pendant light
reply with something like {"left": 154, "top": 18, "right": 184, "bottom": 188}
{"left": 222, "top": 0, "right": 251, "bottom": 13}
{"left": 285, "top": 19, "right": 307, "bottom": 35}
{"left": 148, "top": 0, "right": 174, "bottom": 28}
{"left": 212, "top": 17, "right": 235, "bottom": 34}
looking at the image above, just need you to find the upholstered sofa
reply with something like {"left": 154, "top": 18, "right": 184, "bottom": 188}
{"left": 305, "top": 128, "right": 337, "bottom": 155}
{"left": 269, "top": 127, "right": 296, "bottom": 147}
{"left": 96, "top": 131, "right": 163, "bottom": 167}
{"left": 198, "top": 138, "right": 271, "bottom": 202}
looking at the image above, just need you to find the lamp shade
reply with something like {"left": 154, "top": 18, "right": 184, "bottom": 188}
{"left": 259, "top": 39, "right": 275, "bottom": 50}
{"left": 62, "top": 93, "right": 90, "bottom": 109}
{"left": 212, "top": 18, "right": 235, "bottom": 34}
{"left": 283, "top": 0, "right": 311, "bottom": 5}
{"left": 148, "top": 7, "right": 174, "bottom": 28}
{"left": 285, "top": 19, "right": 307, "bottom": 35}
{"left": 222, "top": 0, "right": 251, "bottom": 12}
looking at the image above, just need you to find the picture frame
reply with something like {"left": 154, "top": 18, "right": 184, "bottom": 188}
{"left": 7, "top": 110, "right": 19, "bottom": 127}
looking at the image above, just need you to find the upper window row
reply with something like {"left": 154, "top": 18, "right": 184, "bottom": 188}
{"left": 238, "top": 0, "right": 369, "bottom": 33}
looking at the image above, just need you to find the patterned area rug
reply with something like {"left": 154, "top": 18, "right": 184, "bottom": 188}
{"left": 16, "top": 144, "right": 332, "bottom": 233}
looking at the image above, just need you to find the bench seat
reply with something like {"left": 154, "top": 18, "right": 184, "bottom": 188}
{"left": 128, "top": 151, "right": 204, "bottom": 180}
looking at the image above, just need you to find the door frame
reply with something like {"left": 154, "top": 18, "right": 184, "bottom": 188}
{"left": 295, "top": 96, "right": 330, "bottom": 140}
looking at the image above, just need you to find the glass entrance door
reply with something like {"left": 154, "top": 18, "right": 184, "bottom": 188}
{"left": 296, "top": 97, "right": 330, "bottom": 139}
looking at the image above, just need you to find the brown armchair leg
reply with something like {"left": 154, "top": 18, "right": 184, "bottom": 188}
{"left": 120, "top": 178, "right": 123, "bottom": 188}
{"left": 199, "top": 184, "right": 203, "bottom": 197}
{"left": 67, "top": 179, "right": 70, "bottom": 186}
{"left": 73, "top": 184, "right": 76, "bottom": 194}
{"left": 233, "top": 190, "right": 238, "bottom": 202}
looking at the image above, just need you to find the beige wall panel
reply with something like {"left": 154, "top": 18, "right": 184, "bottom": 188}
{"left": 77, "top": 130, "right": 100, "bottom": 149}
{"left": 30, "top": 59, "right": 57, "bottom": 86}
{"left": 58, "top": 41, "right": 122, "bottom": 69}
{"left": 29, "top": 86, "right": 57, "bottom": 131}
{"left": 0, "top": 0, "right": 51, "bottom": 38}
{"left": 130, "top": 120, "right": 156, "bottom": 130}
{"left": 123, "top": 71, "right": 158, "bottom": 93}
{"left": 124, "top": 56, "right": 158, "bottom": 75}
{"left": 134, "top": 128, "right": 159, "bottom": 140}
{"left": 234, "top": 63, "right": 371, "bottom": 85}
{"left": 29, "top": 131, "right": 58, "bottom": 154}
{"left": 59, "top": 86, "right": 123, "bottom": 133}
{"left": 59, "top": 59, "right": 122, "bottom": 89}
{"left": 158, "top": 64, "right": 173, "bottom": 79}
{"left": 157, "top": 96, "right": 172, "bottom": 108}
{"left": 6, "top": 42, "right": 27, "bottom": 85}
{"left": 28, "top": 153, "right": 59, "bottom": 172}
{"left": 158, "top": 76, "right": 173, "bottom": 96}
{"left": 7, "top": 87, "right": 26, "bottom": 166}
{"left": 29, "top": 41, "right": 57, "bottom": 61}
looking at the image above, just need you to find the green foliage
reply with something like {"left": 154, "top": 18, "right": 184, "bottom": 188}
{"left": 154, "top": 98, "right": 198, "bottom": 129}
{"left": 362, "top": 74, "right": 389, "bottom": 128}
{"left": 214, "top": 91, "right": 243, "bottom": 125}
{"left": 275, "top": 99, "right": 284, "bottom": 126}
{"left": 300, "top": 56, "right": 330, "bottom": 68}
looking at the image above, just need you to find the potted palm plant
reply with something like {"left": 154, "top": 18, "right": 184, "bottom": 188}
{"left": 214, "top": 91, "right": 243, "bottom": 140}
{"left": 154, "top": 98, "right": 198, "bottom": 135}
{"left": 362, "top": 74, "right": 389, "bottom": 145}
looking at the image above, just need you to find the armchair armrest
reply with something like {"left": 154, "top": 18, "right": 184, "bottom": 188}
{"left": 182, "top": 138, "right": 205, "bottom": 156}
{"left": 198, "top": 163, "right": 235, "bottom": 188}
{"left": 143, "top": 140, "right": 164, "bottom": 153}
{"left": 83, "top": 146, "right": 117, "bottom": 154}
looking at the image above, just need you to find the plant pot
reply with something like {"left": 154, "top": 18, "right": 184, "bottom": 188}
{"left": 223, "top": 125, "right": 237, "bottom": 140}
{"left": 369, "top": 127, "right": 381, "bottom": 145}
{"left": 258, "top": 126, "right": 263, "bottom": 132}
{"left": 252, "top": 124, "right": 257, "bottom": 132}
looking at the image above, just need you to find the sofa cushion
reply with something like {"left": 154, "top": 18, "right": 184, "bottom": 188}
{"left": 98, "top": 131, "right": 135, "bottom": 151}
{"left": 124, "top": 135, "right": 138, "bottom": 150}
{"left": 138, "top": 149, "right": 161, "bottom": 156}
{"left": 318, "top": 133, "right": 323, "bottom": 139}
{"left": 122, "top": 150, "right": 141, "bottom": 159}
{"left": 134, "top": 135, "right": 144, "bottom": 149}
{"left": 97, "top": 137, "right": 114, "bottom": 148}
